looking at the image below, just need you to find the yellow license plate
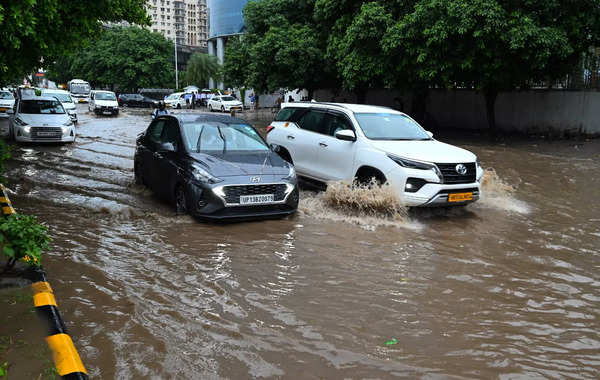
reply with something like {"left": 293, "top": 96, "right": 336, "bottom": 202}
{"left": 79, "top": 99, "right": 85, "bottom": 103}
{"left": 448, "top": 192, "right": 473, "bottom": 202}
{"left": 0, "top": 108, "right": 6, "bottom": 112}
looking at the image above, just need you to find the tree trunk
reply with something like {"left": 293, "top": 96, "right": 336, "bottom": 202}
{"left": 484, "top": 88, "right": 498, "bottom": 139}
{"left": 2, "top": 257, "right": 16, "bottom": 273}
{"left": 307, "top": 88, "right": 314, "bottom": 101}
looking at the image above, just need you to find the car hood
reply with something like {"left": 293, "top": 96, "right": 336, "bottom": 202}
{"left": 189, "top": 150, "right": 289, "bottom": 177}
{"left": 221, "top": 100, "right": 243, "bottom": 106}
{"left": 17, "top": 113, "right": 70, "bottom": 126}
{"left": 368, "top": 139, "right": 476, "bottom": 163}
{"left": 62, "top": 102, "right": 76, "bottom": 110}
{"left": 95, "top": 100, "right": 118, "bottom": 107}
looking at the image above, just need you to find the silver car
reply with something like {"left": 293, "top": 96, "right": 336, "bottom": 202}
{"left": 7, "top": 95, "right": 76, "bottom": 143}
{"left": 42, "top": 89, "right": 78, "bottom": 123}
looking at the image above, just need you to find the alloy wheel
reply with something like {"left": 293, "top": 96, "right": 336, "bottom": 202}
{"left": 175, "top": 185, "right": 187, "bottom": 214}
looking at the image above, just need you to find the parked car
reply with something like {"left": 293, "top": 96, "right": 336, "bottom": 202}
{"left": 42, "top": 89, "right": 77, "bottom": 123}
{"left": 5, "top": 95, "right": 75, "bottom": 143}
{"left": 266, "top": 102, "right": 484, "bottom": 207}
{"left": 164, "top": 92, "right": 186, "bottom": 109}
{"left": 0, "top": 90, "right": 15, "bottom": 118}
{"left": 207, "top": 95, "right": 243, "bottom": 113}
{"left": 134, "top": 113, "right": 298, "bottom": 220}
{"left": 118, "top": 93, "right": 158, "bottom": 108}
{"left": 89, "top": 90, "right": 119, "bottom": 115}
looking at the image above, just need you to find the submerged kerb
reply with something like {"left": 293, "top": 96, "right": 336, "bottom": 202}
{"left": 0, "top": 184, "right": 88, "bottom": 380}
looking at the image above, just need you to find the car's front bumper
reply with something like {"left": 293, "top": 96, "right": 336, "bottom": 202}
{"left": 14, "top": 126, "right": 76, "bottom": 143}
{"left": 94, "top": 106, "right": 118, "bottom": 115}
{"left": 184, "top": 178, "right": 299, "bottom": 221}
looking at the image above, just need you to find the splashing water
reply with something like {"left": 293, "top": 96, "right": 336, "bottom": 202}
{"left": 476, "top": 168, "right": 529, "bottom": 213}
{"left": 299, "top": 181, "right": 413, "bottom": 231}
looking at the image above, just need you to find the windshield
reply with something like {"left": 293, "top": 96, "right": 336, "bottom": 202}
{"left": 220, "top": 96, "right": 235, "bottom": 101}
{"left": 355, "top": 113, "right": 431, "bottom": 140}
{"left": 167, "top": 94, "right": 180, "bottom": 100}
{"left": 19, "top": 100, "right": 65, "bottom": 114}
{"left": 182, "top": 122, "right": 268, "bottom": 153}
{"left": 43, "top": 92, "right": 72, "bottom": 103}
{"left": 71, "top": 83, "right": 90, "bottom": 94}
{"left": 0, "top": 91, "right": 13, "bottom": 100}
{"left": 95, "top": 92, "right": 116, "bottom": 101}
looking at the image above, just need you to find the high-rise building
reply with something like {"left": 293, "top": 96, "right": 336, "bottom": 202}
{"left": 146, "top": 0, "right": 208, "bottom": 47}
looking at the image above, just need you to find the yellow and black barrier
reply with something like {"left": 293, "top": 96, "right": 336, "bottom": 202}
{"left": 0, "top": 184, "right": 88, "bottom": 380}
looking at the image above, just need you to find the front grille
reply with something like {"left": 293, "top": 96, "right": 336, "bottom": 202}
{"left": 435, "top": 162, "right": 476, "bottom": 184}
{"left": 31, "top": 127, "right": 62, "bottom": 139}
{"left": 223, "top": 184, "right": 287, "bottom": 204}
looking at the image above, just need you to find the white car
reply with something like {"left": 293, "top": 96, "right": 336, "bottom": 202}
{"left": 164, "top": 92, "right": 186, "bottom": 109}
{"left": 207, "top": 95, "right": 243, "bottom": 112}
{"left": 89, "top": 90, "right": 119, "bottom": 116}
{"left": 266, "top": 102, "right": 484, "bottom": 207}
{"left": 42, "top": 89, "right": 77, "bottom": 123}
{"left": 0, "top": 90, "right": 15, "bottom": 118}
{"left": 7, "top": 95, "right": 76, "bottom": 143}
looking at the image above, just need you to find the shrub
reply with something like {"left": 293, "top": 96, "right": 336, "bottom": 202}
{"left": 0, "top": 214, "right": 51, "bottom": 271}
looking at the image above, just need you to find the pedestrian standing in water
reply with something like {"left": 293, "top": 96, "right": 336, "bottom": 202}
{"left": 191, "top": 92, "right": 196, "bottom": 109}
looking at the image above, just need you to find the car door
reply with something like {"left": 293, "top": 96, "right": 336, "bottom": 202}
{"left": 154, "top": 119, "right": 184, "bottom": 199}
{"left": 141, "top": 118, "right": 167, "bottom": 190}
{"left": 313, "top": 110, "right": 357, "bottom": 181}
{"left": 289, "top": 108, "right": 328, "bottom": 179}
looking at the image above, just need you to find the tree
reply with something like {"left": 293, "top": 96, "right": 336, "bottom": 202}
{"left": 47, "top": 27, "right": 175, "bottom": 92}
{"left": 383, "top": 0, "right": 600, "bottom": 133}
{"left": 185, "top": 53, "right": 220, "bottom": 88}
{"left": 223, "top": 37, "right": 251, "bottom": 89}
{"left": 0, "top": 0, "right": 149, "bottom": 86}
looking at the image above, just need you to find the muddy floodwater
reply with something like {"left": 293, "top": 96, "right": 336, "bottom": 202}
{"left": 1, "top": 105, "right": 599, "bottom": 379}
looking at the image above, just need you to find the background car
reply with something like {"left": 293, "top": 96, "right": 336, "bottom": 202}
{"left": 134, "top": 114, "right": 298, "bottom": 220}
{"left": 0, "top": 90, "right": 15, "bottom": 118}
{"left": 164, "top": 92, "right": 186, "bottom": 109}
{"left": 118, "top": 93, "right": 158, "bottom": 108}
{"left": 89, "top": 90, "right": 119, "bottom": 115}
{"left": 207, "top": 95, "right": 243, "bottom": 113}
{"left": 42, "top": 89, "right": 77, "bottom": 123}
{"left": 7, "top": 95, "right": 75, "bottom": 143}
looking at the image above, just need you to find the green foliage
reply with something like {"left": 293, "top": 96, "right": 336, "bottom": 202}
{"left": 0, "top": 362, "right": 7, "bottom": 379}
{"left": 185, "top": 53, "right": 220, "bottom": 88}
{"left": 46, "top": 27, "right": 175, "bottom": 92}
{"left": 223, "top": 37, "right": 251, "bottom": 89}
{"left": 0, "top": 0, "right": 149, "bottom": 86}
{"left": 0, "top": 214, "right": 51, "bottom": 268}
{"left": 0, "top": 140, "right": 11, "bottom": 182}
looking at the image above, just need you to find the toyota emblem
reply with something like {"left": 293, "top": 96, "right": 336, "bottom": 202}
{"left": 455, "top": 164, "right": 467, "bottom": 175}
{"left": 250, "top": 176, "right": 261, "bottom": 183}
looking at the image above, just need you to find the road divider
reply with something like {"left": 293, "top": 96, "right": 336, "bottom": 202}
{"left": 0, "top": 184, "right": 88, "bottom": 380}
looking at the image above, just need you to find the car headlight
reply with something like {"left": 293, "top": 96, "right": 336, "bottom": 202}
{"left": 14, "top": 117, "right": 27, "bottom": 126}
{"left": 23, "top": 126, "right": 31, "bottom": 134}
{"left": 284, "top": 163, "right": 295, "bottom": 180}
{"left": 387, "top": 154, "right": 443, "bottom": 182}
{"left": 192, "top": 165, "right": 222, "bottom": 184}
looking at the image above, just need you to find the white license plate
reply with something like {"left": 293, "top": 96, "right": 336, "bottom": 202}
{"left": 37, "top": 132, "right": 56, "bottom": 137}
{"left": 239, "top": 194, "right": 275, "bottom": 205}
{"left": 103, "top": 110, "right": 112, "bottom": 115}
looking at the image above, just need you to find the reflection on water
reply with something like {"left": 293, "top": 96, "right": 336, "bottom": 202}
{"left": 2, "top": 106, "right": 600, "bottom": 379}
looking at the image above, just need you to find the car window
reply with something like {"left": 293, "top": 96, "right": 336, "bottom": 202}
{"left": 160, "top": 120, "right": 181, "bottom": 150}
{"left": 147, "top": 120, "right": 166, "bottom": 144}
{"left": 19, "top": 100, "right": 65, "bottom": 114}
{"left": 297, "top": 109, "right": 328, "bottom": 134}
{"left": 322, "top": 113, "right": 353, "bottom": 137}
{"left": 355, "top": 113, "right": 430, "bottom": 140}
{"left": 0, "top": 91, "right": 14, "bottom": 100}
{"left": 221, "top": 96, "right": 235, "bottom": 101}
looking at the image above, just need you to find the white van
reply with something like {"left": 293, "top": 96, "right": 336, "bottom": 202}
{"left": 89, "top": 90, "right": 119, "bottom": 116}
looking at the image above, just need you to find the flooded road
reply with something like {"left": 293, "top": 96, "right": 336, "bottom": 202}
{"left": 1, "top": 105, "right": 599, "bottom": 379}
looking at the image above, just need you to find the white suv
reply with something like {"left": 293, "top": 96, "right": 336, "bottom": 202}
{"left": 266, "top": 102, "right": 483, "bottom": 207}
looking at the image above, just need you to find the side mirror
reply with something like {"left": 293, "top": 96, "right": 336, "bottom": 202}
{"left": 158, "top": 142, "right": 176, "bottom": 152}
{"left": 426, "top": 131, "right": 434, "bottom": 138}
{"left": 335, "top": 129, "right": 356, "bottom": 142}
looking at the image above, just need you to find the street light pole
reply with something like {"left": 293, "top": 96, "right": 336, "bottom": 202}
{"left": 174, "top": 38, "right": 179, "bottom": 90}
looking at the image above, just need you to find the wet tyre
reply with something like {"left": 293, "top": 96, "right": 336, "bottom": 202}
{"left": 134, "top": 161, "right": 144, "bottom": 185}
{"left": 174, "top": 185, "right": 188, "bottom": 214}
{"left": 177, "top": 104, "right": 181, "bottom": 109}
{"left": 208, "top": 105, "right": 213, "bottom": 112}
{"left": 221, "top": 106, "right": 225, "bottom": 112}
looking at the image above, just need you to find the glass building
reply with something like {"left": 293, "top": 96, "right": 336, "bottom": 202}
{"left": 209, "top": 0, "right": 250, "bottom": 39}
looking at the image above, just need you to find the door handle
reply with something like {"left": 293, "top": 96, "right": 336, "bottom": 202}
{"left": 287, "top": 135, "right": 295, "bottom": 140}
{"left": 319, "top": 142, "right": 328, "bottom": 147}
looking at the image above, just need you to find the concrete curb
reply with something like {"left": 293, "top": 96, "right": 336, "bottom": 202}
{"left": 0, "top": 184, "right": 88, "bottom": 380}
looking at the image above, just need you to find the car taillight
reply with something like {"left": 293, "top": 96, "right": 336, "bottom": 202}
{"left": 266, "top": 125, "right": 275, "bottom": 134}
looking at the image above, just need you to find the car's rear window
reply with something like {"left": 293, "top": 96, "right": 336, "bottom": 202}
{"left": 275, "top": 107, "right": 308, "bottom": 122}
